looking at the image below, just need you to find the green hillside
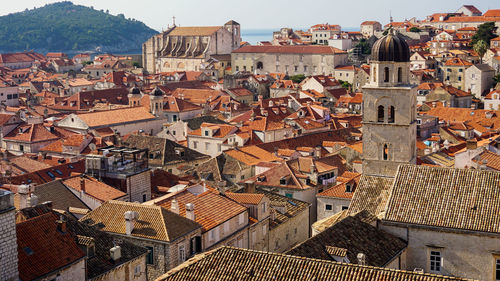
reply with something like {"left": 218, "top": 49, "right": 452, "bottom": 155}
{"left": 0, "top": 1, "right": 158, "bottom": 53}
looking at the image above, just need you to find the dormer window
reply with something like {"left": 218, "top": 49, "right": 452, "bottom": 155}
{"left": 345, "top": 183, "right": 352, "bottom": 193}
{"left": 280, "top": 177, "right": 287, "bottom": 185}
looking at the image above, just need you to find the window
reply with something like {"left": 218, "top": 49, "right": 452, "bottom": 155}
{"left": 204, "top": 130, "right": 209, "bottom": 136}
{"left": 173, "top": 115, "right": 178, "bottom": 121}
{"left": 345, "top": 183, "right": 352, "bottom": 192}
{"left": 459, "top": 68, "right": 463, "bottom": 72}
{"left": 178, "top": 245, "right": 186, "bottom": 263}
{"left": 378, "top": 105, "right": 384, "bottom": 122}
{"left": 280, "top": 177, "right": 286, "bottom": 185}
{"left": 238, "top": 213, "right": 245, "bottom": 225}
{"left": 7, "top": 94, "right": 12, "bottom": 99}
{"left": 294, "top": 66, "right": 298, "bottom": 72}
{"left": 146, "top": 246, "right": 154, "bottom": 265}
{"left": 19, "top": 145, "right": 24, "bottom": 152}
{"left": 388, "top": 106, "right": 395, "bottom": 123}
{"left": 134, "top": 265, "right": 141, "bottom": 276}
{"left": 341, "top": 206, "right": 349, "bottom": 210}
{"left": 383, "top": 144, "right": 389, "bottom": 160}
{"left": 303, "top": 66, "right": 308, "bottom": 72}
{"left": 256, "top": 61, "right": 263, "bottom": 69}
{"left": 495, "top": 258, "right": 500, "bottom": 280}
{"left": 285, "top": 193, "right": 293, "bottom": 198}
{"left": 325, "top": 204, "right": 333, "bottom": 211}
{"left": 397, "top": 67, "right": 402, "bottom": 83}
{"left": 142, "top": 194, "right": 147, "bottom": 202}
{"left": 236, "top": 66, "right": 239, "bottom": 71}
{"left": 430, "top": 251, "right": 442, "bottom": 272}
{"left": 458, "top": 76, "right": 462, "bottom": 81}
{"left": 384, "top": 67, "right": 389, "bottom": 82}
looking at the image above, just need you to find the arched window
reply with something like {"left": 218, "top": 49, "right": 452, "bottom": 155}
{"left": 384, "top": 67, "right": 390, "bottom": 82}
{"left": 397, "top": 67, "right": 402, "bottom": 83}
{"left": 256, "top": 61, "right": 263, "bottom": 70}
{"left": 378, "top": 105, "right": 384, "bottom": 122}
{"left": 388, "top": 106, "right": 395, "bottom": 123}
{"left": 383, "top": 144, "right": 389, "bottom": 160}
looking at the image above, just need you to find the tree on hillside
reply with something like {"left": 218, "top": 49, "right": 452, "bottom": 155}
{"left": 409, "top": 27, "right": 421, "bottom": 33}
{"left": 471, "top": 22, "right": 497, "bottom": 46}
{"left": 473, "top": 39, "right": 489, "bottom": 64}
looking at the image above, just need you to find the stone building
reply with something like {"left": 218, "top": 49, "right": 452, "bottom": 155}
{"left": 81, "top": 201, "right": 203, "bottom": 281}
{"left": 231, "top": 45, "right": 348, "bottom": 76}
{"left": 0, "top": 190, "right": 18, "bottom": 281}
{"left": 349, "top": 164, "right": 500, "bottom": 280}
{"left": 442, "top": 57, "right": 472, "bottom": 90}
{"left": 143, "top": 21, "right": 241, "bottom": 74}
{"left": 362, "top": 31, "right": 417, "bottom": 177}
{"left": 464, "top": 64, "right": 495, "bottom": 98}
{"left": 360, "top": 21, "right": 382, "bottom": 38}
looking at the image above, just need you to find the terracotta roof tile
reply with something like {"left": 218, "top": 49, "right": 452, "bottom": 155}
{"left": 81, "top": 200, "right": 201, "bottom": 242}
{"left": 17, "top": 213, "right": 86, "bottom": 281}
{"left": 63, "top": 175, "right": 126, "bottom": 202}
{"left": 157, "top": 246, "right": 472, "bottom": 281}
{"left": 226, "top": 192, "right": 264, "bottom": 205}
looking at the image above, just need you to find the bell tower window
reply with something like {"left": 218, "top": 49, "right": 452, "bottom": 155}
{"left": 388, "top": 106, "right": 395, "bottom": 123}
{"left": 384, "top": 67, "right": 390, "bottom": 83}
{"left": 397, "top": 67, "right": 402, "bottom": 83}
{"left": 383, "top": 144, "right": 389, "bottom": 160}
{"left": 378, "top": 105, "right": 384, "bottom": 122}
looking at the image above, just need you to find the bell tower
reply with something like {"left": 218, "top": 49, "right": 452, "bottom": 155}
{"left": 362, "top": 31, "right": 417, "bottom": 177}
{"left": 150, "top": 87, "right": 164, "bottom": 116}
{"left": 128, "top": 86, "right": 142, "bottom": 107}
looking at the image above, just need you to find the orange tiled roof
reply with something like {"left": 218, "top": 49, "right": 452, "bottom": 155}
{"left": 17, "top": 213, "right": 86, "bottom": 281}
{"left": 444, "top": 57, "right": 473, "bottom": 66}
{"left": 226, "top": 192, "right": 265, "bottom": 205}
{"left": 76, "top": 107, "right": 156, "bottom": 128}
{"left": 168, "top": 26, "right": 222, "bottom": 36}
{"left": 155, "top": 188, "right": 247, "bottom": 231}
{"left": 4, "top": 123, "right": 59, "bottom": 143}
{"left": 233, "top": 45, "right": 346, "bottom": 54}
{"left": 63, "top": 175, "right": 126, "bottom": 201}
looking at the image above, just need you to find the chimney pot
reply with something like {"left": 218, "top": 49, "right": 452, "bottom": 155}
{"left": 110, "top": 246, "right": 122, "bottom": 261}
{"left": 125, "top": 211, "right": 138, "bottom": 235}
{"left": 57, "top": 215, "right": 67, "bottom": 233}
{"left": 357, "top": 253, "right": 366, "bottom": 266}
{"left": 80, "top": 177, "right": 86, "bottom": 193}
{"left": 186, "top": 203, "right": 196, "bottom": 221}
{"left": 171, "top": 199, "right": 179, "bottom": 214}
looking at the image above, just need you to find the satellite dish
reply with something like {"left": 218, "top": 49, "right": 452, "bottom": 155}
{"left": 89, "top": 143, "right": 97, "bottom": 151}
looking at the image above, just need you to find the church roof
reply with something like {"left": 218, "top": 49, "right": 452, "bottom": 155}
{"left": 371, "top": 32, "right": 410, "bottom": 62}
{"left": 168, "top": 26, "right": 222, "bottom": 36}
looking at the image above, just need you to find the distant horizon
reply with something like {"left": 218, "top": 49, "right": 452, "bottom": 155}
{"left": 0, "top": 0, "right": 497, "bottom": 31}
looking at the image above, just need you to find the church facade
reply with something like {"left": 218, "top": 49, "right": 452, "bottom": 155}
{"left": 362, "top": 31, "right": 417, "bottom": 177}
{"left": 143, "top": 21, "right": 241, "bottom": 74}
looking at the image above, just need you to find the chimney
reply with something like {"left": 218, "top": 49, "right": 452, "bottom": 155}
{"left": 310, "top": 163, "right": 316, "bottom": 175}
{"left": 18, "top": 184, "right": 31, "bottom": 209}
{"left": 466, "top": 139, "right": 477, "bottom": 150}
{"left": 258, "top": 95, "right": 263, "bottom": 106}
{"left": 245, "top": 180, "right": 256, "bottom": 193}
{"left": 471, "top": 103, "right": 475, "bottom": 110}
{"left": 80, "top": 177, "right": 86, "bottom": 194}
{"left": 124, "top": 211, "right": 138, "bottom": 235}
{"left": 170, "top": 198, "right": 179, "bottom": 214}
{"left": 110, "top": 246, "right": 122, "bottom": 261}
{"left": 268, "top": 100, "right": 274, "bottom": 107}
{"left": 27, "top": 194, "right": 38, "bottom": 207}
{"left": 357, "top": 253, "right": 366, "bottom": 266}
{"left": 314, "top": 147, "right": 321, "bottom": 158}
{"left": 56, "top": 215, "right": 67, "bottom": 233}
{"left": 186, "top": 203, "right": 195, "bottom": 221}
{"left": 432, "top": 101, "right": 436, "bottom": 108}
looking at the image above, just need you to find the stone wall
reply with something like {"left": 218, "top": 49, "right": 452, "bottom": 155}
{"left": 380, "top": 222, "right": 500, "bottom": 280}
{"left": 128, "top": 171, "right": 151, "bottom": 203}
{"left": 269, "top": 205, "right": 310, "bottom": 253}
{"left": 0, "top": 202, "right": 18, "bottom": 281}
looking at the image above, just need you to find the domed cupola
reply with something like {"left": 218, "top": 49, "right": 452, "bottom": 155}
{"left": 371, "top": 30, "right": 410, "bottom": 62}
{"left": 152, "top": 87, "right": 164, "bottom": 97}
{"left": 129, "top": 86, "right": 141, "bottom": 96}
